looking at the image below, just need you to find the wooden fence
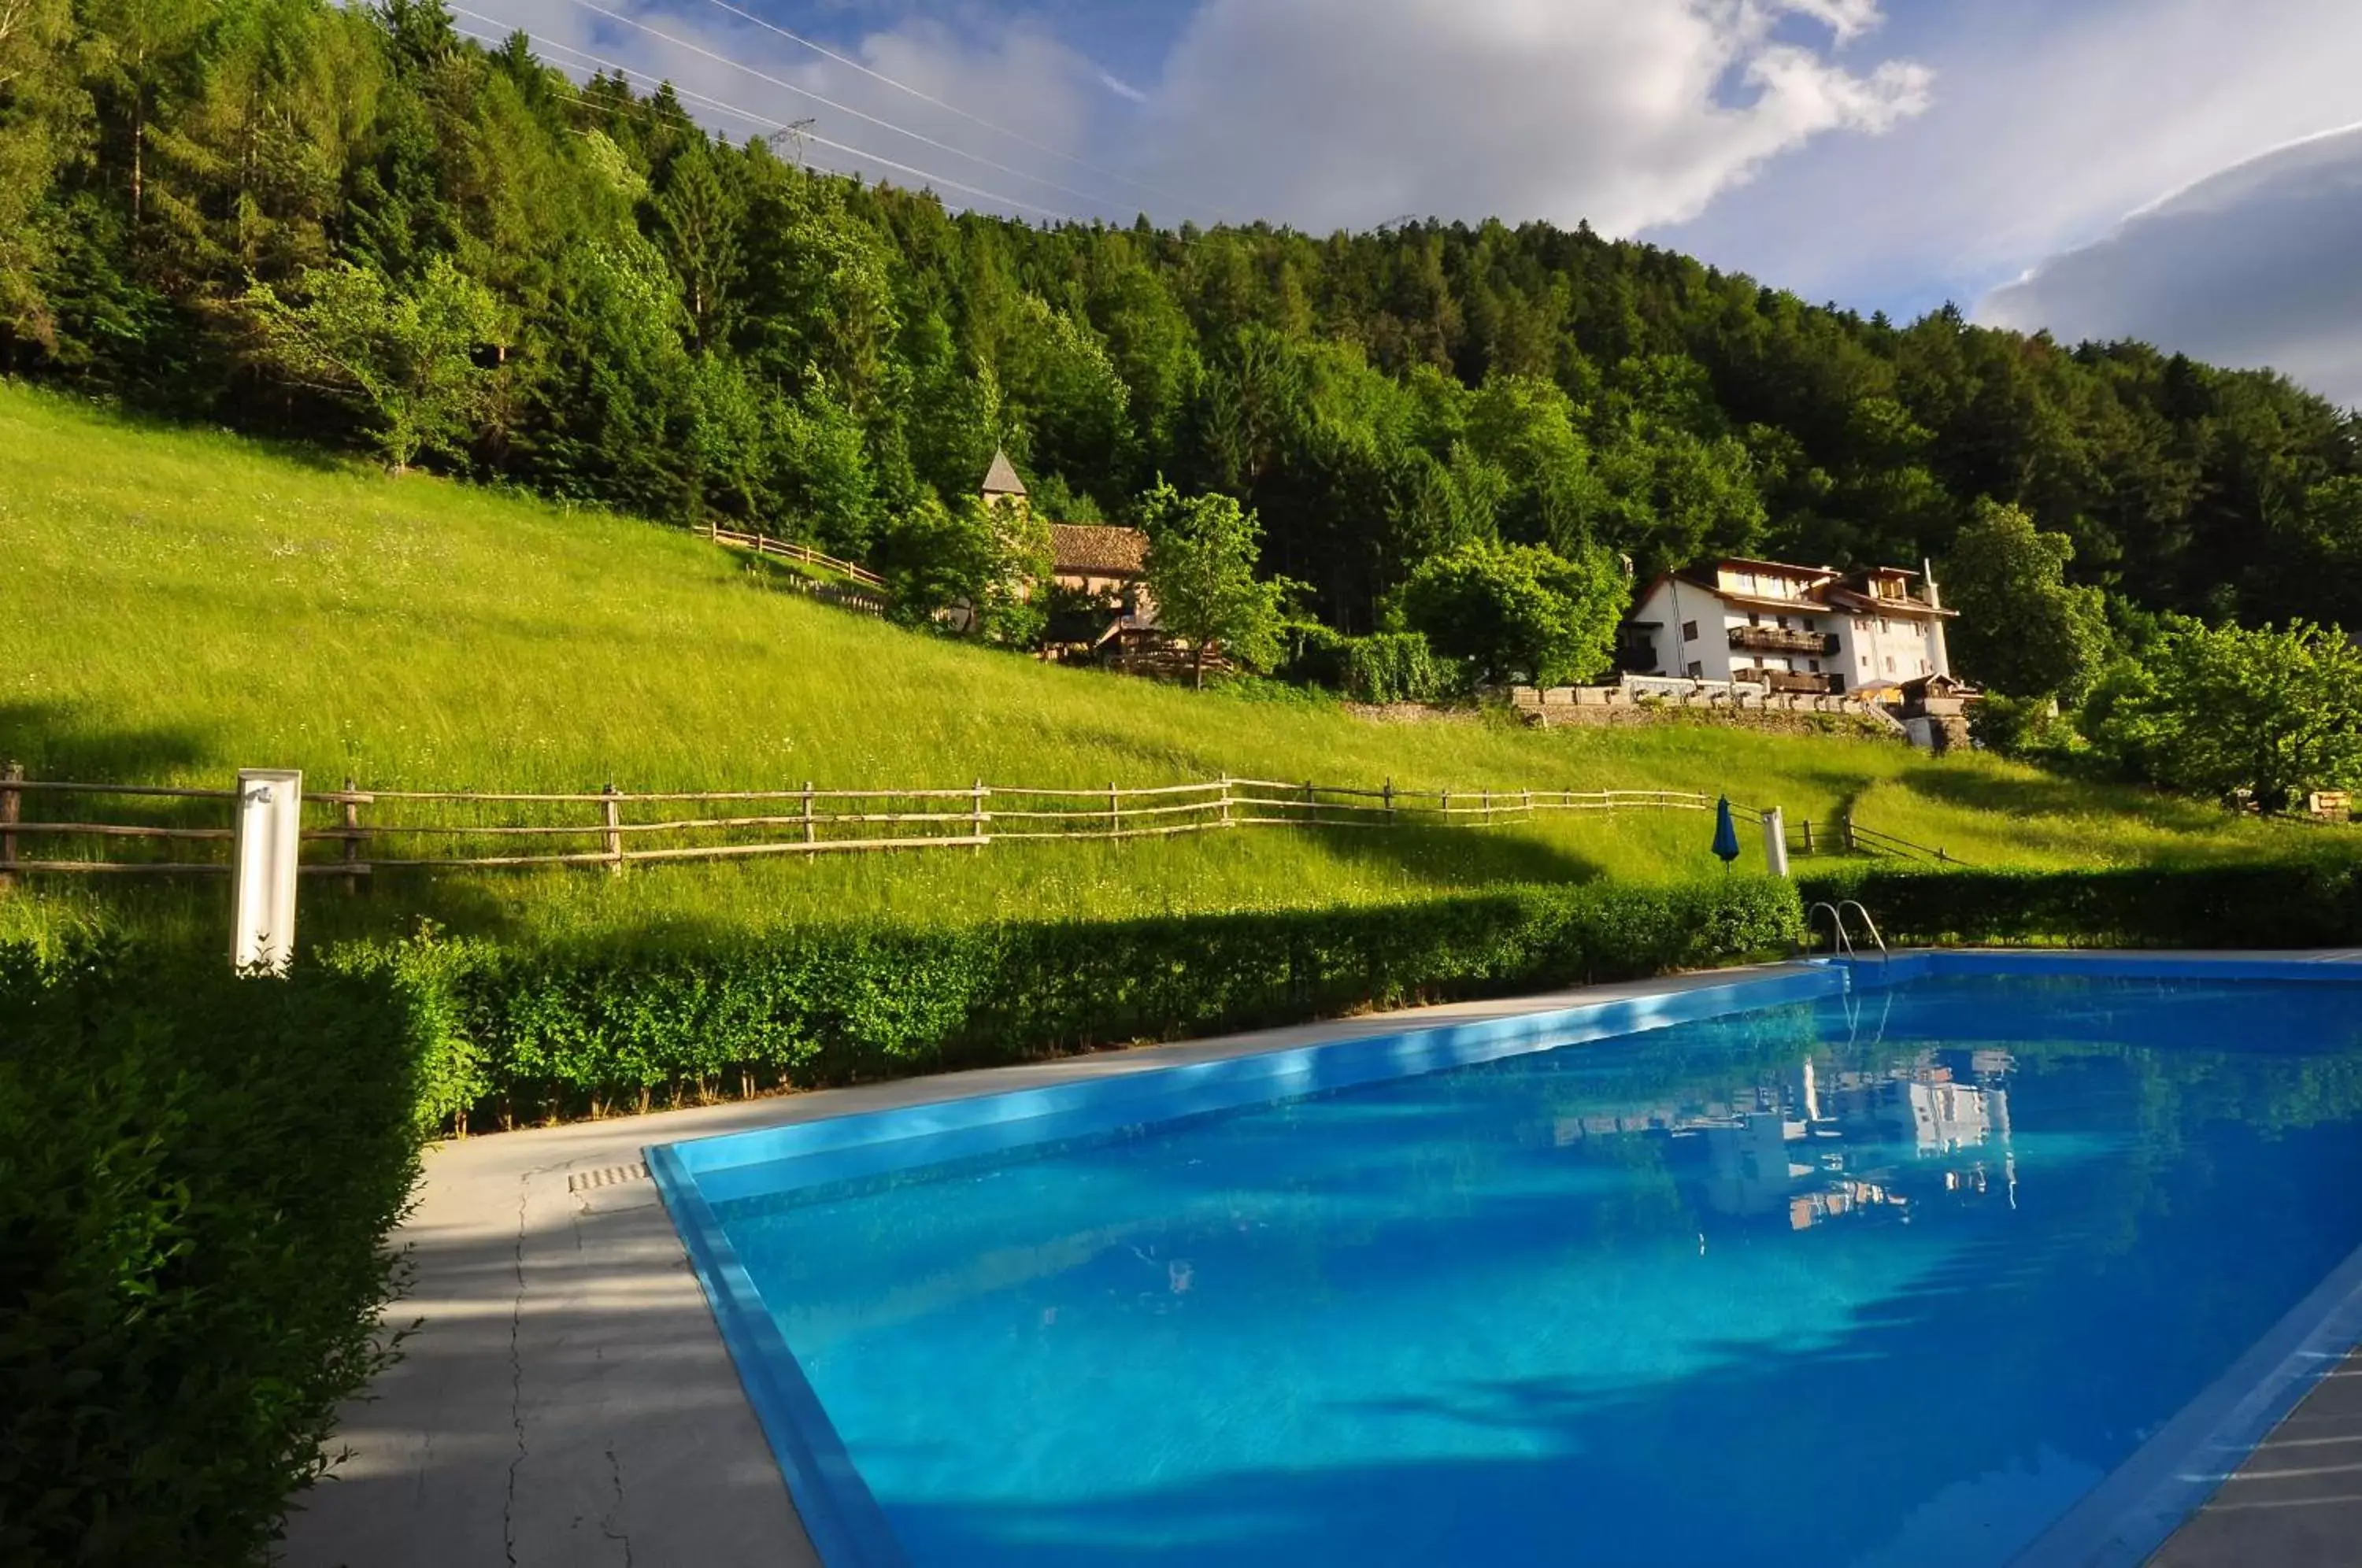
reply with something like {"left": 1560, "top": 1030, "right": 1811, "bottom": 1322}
{"left": 1781, "top": 814, "right": 1963, "bottom": 867}
{"left": 0, "top": 768, "right": 1765, "bottom": 881}
{"left": 700, "top": 523, "right": 889, "bottom": 593}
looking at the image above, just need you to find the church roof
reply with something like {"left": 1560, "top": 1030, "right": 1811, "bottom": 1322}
{"left": 982, "top": 449, "right": 1027, "bottom": 497}
{"left": 1050, "top": 524, "right": 1150, "bottom": 576}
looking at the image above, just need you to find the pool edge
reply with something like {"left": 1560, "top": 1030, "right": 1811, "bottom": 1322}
{"left": 647, "top": 1141, "right": 911, "bottom": 1568}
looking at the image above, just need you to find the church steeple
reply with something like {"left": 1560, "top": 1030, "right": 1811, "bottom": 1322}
{"left": 982, "top": 449, "right": 1027, "bottom": 502}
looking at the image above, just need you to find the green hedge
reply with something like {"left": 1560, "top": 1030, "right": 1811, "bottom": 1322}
{"left": 0, "top": 944, "right": 424, "bottom": 1566}
{"left": 1797, "top": 861, "right": 2362, "bottom": 950}
{"left": 338, "top": 876, "right": 1805, "bottom": 1132}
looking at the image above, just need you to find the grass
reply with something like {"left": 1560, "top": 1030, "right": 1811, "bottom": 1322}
{"left": 1, "top": 378, "right": 2344, "bottom": 947}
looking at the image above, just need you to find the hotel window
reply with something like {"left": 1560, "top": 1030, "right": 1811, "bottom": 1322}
{"left": 1686, "top": 661, "right": 1705, "bottom": 679}
{"left": 1748, "top": 612, "right": 1760, "bottom": 627}
{"left": 1886, "top": 656, "right": 1896, "bottom": 673}
{"left": 1682, "top": 620, "right": 1698, "bottom": 642}
{"left": 1776, "top": 616, "right": 1790, "bottom": 630}
{"left": 1809, "top": 659, "right": 1821, "bottom": 672}
{"left": 1802, "top": 617, "right": 1816, "bottom": 631}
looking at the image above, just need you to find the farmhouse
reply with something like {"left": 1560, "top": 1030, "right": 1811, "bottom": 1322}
{"left": 1620, "top": 555, "right": 1958, "bottom": 700}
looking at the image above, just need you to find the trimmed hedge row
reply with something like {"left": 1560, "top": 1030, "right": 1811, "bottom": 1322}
{"left": 0, "top": 944, "right": 424, "bottom": 1566}
{"left": 1797, "top": 861, "right": 2362, "bottom": 950}
{"left": 335, "top": 875, "right": 1807, "bottom": 1132}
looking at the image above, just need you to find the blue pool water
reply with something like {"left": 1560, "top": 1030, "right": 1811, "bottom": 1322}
{"left": 665, "top": 968, "right": 2362, "bottom": 1567}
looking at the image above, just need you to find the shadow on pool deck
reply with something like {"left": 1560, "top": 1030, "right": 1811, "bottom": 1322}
{"left": 277, "top": 1165, "right": 815, "bottom": 1568}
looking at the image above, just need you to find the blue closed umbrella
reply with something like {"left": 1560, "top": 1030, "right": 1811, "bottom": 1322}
{"left": 1711, "top": 795, "right": 1742, "bottom": 869}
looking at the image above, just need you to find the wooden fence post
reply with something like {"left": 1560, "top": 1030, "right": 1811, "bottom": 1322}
{"left": 972, "top": 780, "right": 987, "bottom": 851}
{"left": 1220, "top": 776, "right": 1234, "bottom": 830}
{"left": 1383, "top": 778, "right": 1394, "bottom": 825}
{"left": 803, "top": 782, "right": 816, "bottom": 845}
{"left": 1441, "top": 786, "right": 1450, "bottom": 826}
{"left": 341, "top": 775, "right": 364, "bottom": 895}
{"left": 1523, "top": 787, "right": 1533, "bottom": 819}
{"left": 602, "top": 782, "right": 624, "bottom": 873}
{"left": 1801, "top": 819, "right": 1815, "bottom": 856}
{"left": 0, "top": 761, "right": 19, "bottom": 890}
{"left": 1110, "top": 782, "right": 1120, "bottom": 837}
{"left": 1481, "top": 787, "right": 1491, "bottom": 827}
{"left": 1304, "top": 780, "right": 1315, "bottom": 821}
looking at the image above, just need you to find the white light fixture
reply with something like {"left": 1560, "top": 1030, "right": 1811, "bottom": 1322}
{"left": 233, "top": 769, "right": 303, "bottom": 975}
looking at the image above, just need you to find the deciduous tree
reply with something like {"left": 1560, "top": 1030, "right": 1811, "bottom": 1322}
{"left": 242, "top": 253, "right": 500, "bottom": 472}
{"left": 1399, "top": 540, "right": 1626, "bottom": 688}
{"left": 1942, "top": 498, "right": 2111, "bottom": 700}
{"left": 1139, "top": 480, "right": 1294, "bottom": 687}
{"left": 2094, "top": 620, "right": 2362, "bottom": 811}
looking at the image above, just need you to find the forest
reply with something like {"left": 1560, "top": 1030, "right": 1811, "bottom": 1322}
{"left": 3, "top": 0, "right": 2360, "bottom": 649}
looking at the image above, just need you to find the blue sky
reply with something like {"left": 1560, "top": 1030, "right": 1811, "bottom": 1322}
{"left": 477, "top": 0, "right": 2362, "bottom": 404}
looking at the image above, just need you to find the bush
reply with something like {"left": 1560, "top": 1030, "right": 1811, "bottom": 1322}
{"left": 0, "top": 943, "right": 425, "bottom": 1566}
{"left": 341, "top": 877, "right": 1805, "bottom": 1132}
{"left": 1342, "top": 632, "right": 1453, "bottom": 704}
{"left": 1284, "top": 627, "right": 1453, "bottom": 704}
{"left": 1798, "top": 861, "right": 2362, "bottom": 949}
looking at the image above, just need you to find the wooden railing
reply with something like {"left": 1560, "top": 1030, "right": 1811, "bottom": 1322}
{"left": 0, "top": 769, "right": 1754, "bottom": 880}
{"left": 701, "top": 523, "right": 888, "bottom": 592}
{"left": 1785, "top": 813, "right": 1963, "bottom": 867}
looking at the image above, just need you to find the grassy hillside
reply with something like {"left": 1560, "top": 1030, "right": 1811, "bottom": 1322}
{"left": 0, "top": 382, "right": 2327, "bottom": 947}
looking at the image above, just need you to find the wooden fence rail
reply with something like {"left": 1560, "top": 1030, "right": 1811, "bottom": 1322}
{"left": 701, "top": 523, "right": 890, "bottom": 592}
{"left": 0, "top": 768, "right": 1834, "bottom": 880}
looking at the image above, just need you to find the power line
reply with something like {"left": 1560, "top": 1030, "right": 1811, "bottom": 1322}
{"left": 462, "top": 19, "right": 794, "bottom": 135}
{"left": 542, "top": 0, "right": 1115, "bottom": 216}
{"left": 458, "top": 6, "right": 1087, "bottom": 219}
{"left": 697, "top": 0, "right": 1212, "bottom": 222}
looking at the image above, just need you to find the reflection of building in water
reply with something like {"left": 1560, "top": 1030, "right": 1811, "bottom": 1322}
{"left": 1830, "top": 1073, "right": 2002, "bottom": 1155}
{"left": 1552, "top": 1048, "right": 2019, "bottom": 1231}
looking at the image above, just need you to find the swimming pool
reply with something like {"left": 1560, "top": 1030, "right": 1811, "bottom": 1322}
{"left": 649, "top": 955, "right": 2362, "bottom": 1568}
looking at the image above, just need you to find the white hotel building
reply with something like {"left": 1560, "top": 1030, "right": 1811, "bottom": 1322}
{"left": 1620, "top": 557, "right": 1958, "bottom": 699}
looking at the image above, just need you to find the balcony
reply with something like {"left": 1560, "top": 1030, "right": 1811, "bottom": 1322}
{"left": 1760, "top": 670, "right": 1841, "bottom": 696}
{"left": 1730, "top": 625, "right": 1838, "bottom": 656}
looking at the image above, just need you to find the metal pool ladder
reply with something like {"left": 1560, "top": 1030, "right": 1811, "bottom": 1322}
{"left": 1807, "top": 900, "right": 1890, "bottom": 963}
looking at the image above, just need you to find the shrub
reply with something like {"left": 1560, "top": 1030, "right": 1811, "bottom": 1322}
{"left": 1341, "top": 632, "right": 1453, "bottom": 704}
{"left": 1286, "top": 627, "right": 1453, "bottom": 704}
{"left": 0, "top": 943, "right": 425, "bottom": 1566}
{"left": 343, "top": 877, "right": 1805, "bottom": 1132}
{"left": 1798, "top": 861, "right": 2362, "bottom": 950}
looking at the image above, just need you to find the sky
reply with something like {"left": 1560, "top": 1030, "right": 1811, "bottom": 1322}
{"left": 461, "top": 0, "right": 2362, "bottom": 407}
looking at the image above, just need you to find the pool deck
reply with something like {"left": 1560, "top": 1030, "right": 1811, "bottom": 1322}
{"left": 274, "top": 952, "right": 2362, "bottom": 1568}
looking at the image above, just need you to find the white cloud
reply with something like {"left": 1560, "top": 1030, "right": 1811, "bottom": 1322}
{"left": 465, "top": 0, "right": 1929, "bottom": 235}
{"left": 1657, "top": 0, "right": 2362, "bottom": 317}
{"left": 1979, "top": 125, "right": 2362, "bottom": 409}
{"left": 1136, "top": 0, "right": 1930, "bottom": 234}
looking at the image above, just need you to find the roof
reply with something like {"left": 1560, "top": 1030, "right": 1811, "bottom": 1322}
{"left": 1823, "top": 588, "right": 1957, "bottom": 619}
{"left": 1712, "top": 556, "right": 1839, "bottom": 579}
{"left": 1050, "top": 523, "right": 1150, "bottom": 576}
{"left": 1657, "top": 572, "right": 1842, "bottom": 616}
{"left": 982, "top": 449, "right": 1027, "bottom": 497}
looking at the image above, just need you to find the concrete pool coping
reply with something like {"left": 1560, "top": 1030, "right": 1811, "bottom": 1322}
{"left": 276, "top": 950, "right": 2362, "bottom": 1568}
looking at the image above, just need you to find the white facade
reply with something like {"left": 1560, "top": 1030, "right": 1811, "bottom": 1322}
{"left": 1623, "top": 557, "right": 1955, "bottom": 697}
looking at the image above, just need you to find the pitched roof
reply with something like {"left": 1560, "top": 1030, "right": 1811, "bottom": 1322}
{"left": 1050, "top": 523, "right": 1150, "bottom": 575}
{"left": 982, "top": 449, "right": 1027, "bottom": 497}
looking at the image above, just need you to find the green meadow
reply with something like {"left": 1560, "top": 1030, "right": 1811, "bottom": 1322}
{"left": 0, "top": 380, "right": 2330, "bottom": 948}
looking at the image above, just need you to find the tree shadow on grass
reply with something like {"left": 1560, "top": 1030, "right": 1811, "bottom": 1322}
{"left": 1290, "top": 823, "right": 1605, "bottom": 889}
{"left": 0, "top": 700, "right": 217, "bottom": 783}
{"left": 1894, "top": 763, "right": 2219, "bottom": 834}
